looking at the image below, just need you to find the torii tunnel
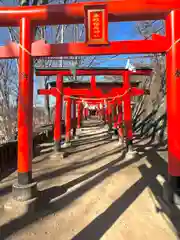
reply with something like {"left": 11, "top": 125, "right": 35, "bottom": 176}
{"left": 0, "top": 0, "right": 179, "bottom": 208}
{"left": 36, "top": 67, "right": 151, "bottom": 153}
{"left": 38, "top": 79, "right": 149, "bottom": 150}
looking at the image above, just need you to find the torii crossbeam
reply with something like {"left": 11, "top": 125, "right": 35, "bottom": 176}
{"left": 35, "top": 67, "right": 152, "bottom": 76}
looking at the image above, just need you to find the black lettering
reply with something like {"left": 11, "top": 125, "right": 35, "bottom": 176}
{"left": 20, "top": 72, "right": 28, "bottom": 79}
{"left": 175, "top": 69, "right": 180, "bottom": 77}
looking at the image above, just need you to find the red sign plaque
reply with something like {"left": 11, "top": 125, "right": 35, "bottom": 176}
{"left": 84, "top": 5, "right": 109, "bottom": 45}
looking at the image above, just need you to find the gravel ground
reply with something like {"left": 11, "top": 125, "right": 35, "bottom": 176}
{"left": 0, "top": 119, "right": 178, "bottom": 240}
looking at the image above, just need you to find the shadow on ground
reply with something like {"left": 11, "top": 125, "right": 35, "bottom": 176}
{"left": 67, "top": 139, "right": 112, "bottom": 155}
{"left": 1, "top": 138, "right": 180, "bottom": 239}
{"left": 34, "top": 143, "right": 123, "bottom": 183}
{"left": 79, "top": 130, "right": 108, "bottom": 139}
{"left": 133, "top": 109, "right": 167, "bottom": 144}
{"left": 72, "top": 134, "right": 110, "bottom": 147}
{"left": 0, "top": 125, "right": 111, "bottom": 196}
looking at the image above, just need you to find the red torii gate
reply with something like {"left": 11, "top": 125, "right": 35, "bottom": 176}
{"left": 84, "top": 97, "right": 125, "bottom": 144}
{"left": 52, "top": 79, "right": 140, "bottom": 128}
{"left": 48, "top": 78, "right": 141, "bottom": 131}
{"left": 38, "top": 81, "right": 148, "bottom": 148}
{"left": 0, "top": 1, "right": 179, "bottom": 206}
{"left": 36, "top": 68, "right": 151, "bottom": 151}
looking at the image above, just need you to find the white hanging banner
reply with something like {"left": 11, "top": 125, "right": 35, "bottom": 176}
{"left": 89, "top": 105, "right": 96, "bottom": 110}
{"left": 84, "top": 103, "right": 89, "bottom": 108}
{"left": 125, "top": 58, "right": 136, "bottom": 72}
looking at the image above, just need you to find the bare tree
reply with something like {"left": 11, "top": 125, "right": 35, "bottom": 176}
{"left": 0, "top": 60, "right": 18, "bottom": 143}
{"left": 133, "top": 20, "right": 167, "bottom": 141}
{"left": 0, "top": 0, "right": 98, "bottom": 142}
{"left": 32, "top": 0, "right": 97, "bottom": 121}
{"left": 19, "top": 0, "right": 48, "bottom": 6}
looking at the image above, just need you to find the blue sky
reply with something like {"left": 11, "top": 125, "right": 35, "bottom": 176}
{"left": 0, "top": 21, "right": 149, "bottom": 106}
{"left": 98, "top": 21, "right": 147, "bottom": 68}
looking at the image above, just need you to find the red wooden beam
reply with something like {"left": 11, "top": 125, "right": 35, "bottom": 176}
{"left": 32, "top": 38, "right": 168, "bottom": 57}
{"left": 38, "top": 88, "right": 103, "bottom": 98}
{"left": 0, "top": 37, "right": 169, "bottom": 59}
{"left": 50, "top": 82, "right": 140, "bottom": 90}
{"left": 64, "top": 88, "right": 91, "bottom": 96}
{"left": 38, "top": 86, "right": 149, "bottom": 99}
{"left": 38, "top": 89, "right": 55, "bottom": 96}
{"left": 83, "top": 100, "right": 105, "bottom": 104}
{"left": 38, "top": 88, "right": 96, "bottom": 97}
{"left": 131, "top": 87, "right": 150, "bottom": 96}
{"left": 63, "top": 87, "right": 108, "bottom": 97}
{"left": 0, "top": 0, "right": 179, "bottom": 27}
{"left": 36, "top": 67, "right": 152, "bottom": 77}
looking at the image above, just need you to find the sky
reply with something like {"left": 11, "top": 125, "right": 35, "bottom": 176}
{"left": 97, "top": 21, "right": 145, "bottom": 68}
{"left": 0, "top": 8, "right": 150, "bottom": 107}
{"left": 44, "top": 21, "right": 149, "bottom": 106}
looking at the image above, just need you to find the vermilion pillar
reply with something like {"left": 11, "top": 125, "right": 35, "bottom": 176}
{"left": 54, "top": 74, "right": 63, "bottom": 151}
{"left": 117, "top": 104, "right": 124, "bottom": 144}
{"left": 81, "top": 103, "right": 84, "bottom": 121}
{"left": 90, "top": 75, "right": 96, "bottom": 90}
{"left": 123, "top": 71, "right": 133, "bottom": 151}
{"left": 97, "top": 104, "right": 100, "bottom": 120}
{"left": 72, "top": 99, "right": 77, "bottom": 137}
{"left": 77, "top": 101, "right": 82, "bottom": 129}
{"left": 102, "top": 101, "right": 106, "bottom": 122}
{"left": 83, "top": 106, "right": 85, "bottom": 120}
{"left": 17, "top": 18, "right": 33, "bottom": 186}
{"left": 111, "top": 101, "right": 118, "bottom": 139}
{"left": 105, "top": 100, "right": 108, "bottom": 124}
{"left": 85, "top": 108, "right": 89, "bottom": 119}
{"left": 84, "top": 106, "right": 88, "bottom": 120}
{"left": 107, "top": 101, "right": 112, "bottom": 131}
{"left": 166, "top": 10, "right": 180, "bottom": 202}
{"left": 99, "top": 103, "right": 103, "bottom": 121}
{"left": 65, "top": 97, "right": 71, "bottom": 143}
{"left": 113, "top": 102, "right": 118, "bottom": 129}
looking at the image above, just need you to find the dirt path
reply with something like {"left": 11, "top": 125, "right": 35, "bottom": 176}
{"left": 0, "top": 119, "right": 178, "bottom": 240}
